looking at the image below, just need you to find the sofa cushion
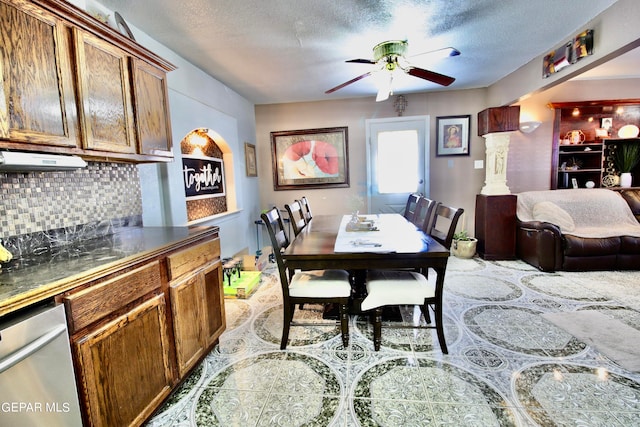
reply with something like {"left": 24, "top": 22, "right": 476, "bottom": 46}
{"left": 563, "top": 235, "right": 620, "bottom": 256}
{"left": 532, "top": 201, "right": 576, "bottom": 232}
{"left": 620, "top": 236, "right": 640, "bottom": 254}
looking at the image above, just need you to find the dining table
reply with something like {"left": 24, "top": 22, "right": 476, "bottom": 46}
{"left": 282, "top": 213, "right": 450, "bottom": 314}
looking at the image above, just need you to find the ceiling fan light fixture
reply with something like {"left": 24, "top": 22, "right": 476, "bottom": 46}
{"left": 325, "top": 40, "right": 457, "bottom": 97}
{"left": 375, "top": 72, "right": 393, "bottom": 102}
{"left": 373, "top": 40, "right": 408, "bottom": 62}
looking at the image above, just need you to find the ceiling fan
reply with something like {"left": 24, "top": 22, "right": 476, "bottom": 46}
{"left": 325, "top": 40, "right": 459, "bottom": 102}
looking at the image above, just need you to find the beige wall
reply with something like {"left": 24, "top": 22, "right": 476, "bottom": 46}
{"left": 255, "top": 89, "right": 487, "bottom": 234}
{"left": 256, "top": 78, "right": 640, "bottom": 236}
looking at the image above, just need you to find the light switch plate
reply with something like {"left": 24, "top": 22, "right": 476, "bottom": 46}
{"left": 474, "top": 160, "right": 484, "bottom": 169}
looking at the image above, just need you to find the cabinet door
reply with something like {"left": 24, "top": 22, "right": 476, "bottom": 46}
{"left": 74, "top": 29, "right": 136, "bottom": 154}
{"left": 75, "top": 295, "right": 173, "bottom": 427}
{"left": 170, "top": 259, "right": 225, "bottom": 377}
{"left": 132, "top": 59, "right": 173, "bottom": 157}
{"left": 0, "top": 0, "right": 80, "bottom": 147}
{"left": 202, "top": 260, "right": 226, "bottom": 348}
{"left": 170, "top": 271, "right": 206, "bottom": 377}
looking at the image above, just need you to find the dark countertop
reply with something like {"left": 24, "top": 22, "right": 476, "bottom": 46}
{"left": 0, "top": 226, "right": 218, "bottom": 317}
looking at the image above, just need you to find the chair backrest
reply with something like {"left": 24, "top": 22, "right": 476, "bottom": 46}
{"left": 404, "top": 193, "right": 421, "bottom": 221}
{"left": 412, "top": 197, "right": 439, "bottom": 232}
{"left": 299, "top": 196, "right": 313, "bottom": 222}
{"left": 429, "top": 204, "right": 464, "bottom": 249}
{"left": 260, "top": 207, "right": 291, "bottom": 297}
{"left": 285, "top": 201, "right": 307, "bottom": 236}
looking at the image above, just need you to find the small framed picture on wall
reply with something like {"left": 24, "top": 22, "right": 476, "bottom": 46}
{"left": 244, "top": 142, "right": 257, "bottom": 177}
{"left": 436, "top": 115, "right": 471, "bottom": 156}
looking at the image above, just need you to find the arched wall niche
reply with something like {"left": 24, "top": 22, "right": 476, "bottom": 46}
{"left": 180, "top": 127, "right": 238, "bottom": 224}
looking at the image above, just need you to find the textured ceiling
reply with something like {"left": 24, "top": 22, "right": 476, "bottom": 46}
{"left": 94, "top": 0, "right": 624, "bottom": 104}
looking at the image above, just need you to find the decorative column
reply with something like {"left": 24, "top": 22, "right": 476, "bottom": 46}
{"left": 477, "top": 106, "right": 520, "bottom": 195}
{"left": 481, "top": 133, "right": 512, "bottom": 194}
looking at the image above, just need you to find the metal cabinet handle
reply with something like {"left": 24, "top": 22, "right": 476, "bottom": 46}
{"left": 0, "top": 325, "right": 66, "bottom": 374}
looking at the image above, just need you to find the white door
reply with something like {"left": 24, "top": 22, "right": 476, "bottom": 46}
{"left": 366, "top": 116, "right": 429, "bottom": 214}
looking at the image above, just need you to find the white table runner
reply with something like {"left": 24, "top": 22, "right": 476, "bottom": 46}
{"left": 333, "top": 214, "right": 420, "bottom": 253}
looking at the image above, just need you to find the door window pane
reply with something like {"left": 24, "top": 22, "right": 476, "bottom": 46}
{"left": 376, "top": 130, "right": 419, "bottom": 193}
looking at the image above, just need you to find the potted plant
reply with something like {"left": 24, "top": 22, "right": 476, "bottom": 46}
{"left": 451, "top": 230, "right": 477, "bottom": 259}
{"left": 615, "top": 142, "right": 640, "bottom": 187}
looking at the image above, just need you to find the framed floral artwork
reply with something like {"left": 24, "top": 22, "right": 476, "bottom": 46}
{"left": 436, "top": 115, "right": 471, "bottom": 156}
{"left": 270, "top": 126, "right": 349, "bottom": 190}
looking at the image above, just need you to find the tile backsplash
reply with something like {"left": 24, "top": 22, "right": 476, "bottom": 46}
{"left": 0, "top": 162, "right": 142, "bottom": 255}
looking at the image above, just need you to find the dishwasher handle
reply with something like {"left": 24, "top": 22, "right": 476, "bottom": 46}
{"left": 0, "top": 325, "right": 67, "bottom": 374}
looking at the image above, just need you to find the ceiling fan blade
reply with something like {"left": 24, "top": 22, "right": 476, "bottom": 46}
{"left": 407, "top": 67, "right": 455, "bottom": 86}
{"left": 325, "top": 72, "right": 373, "bottom": 94}
{"left": 410, "top": 46, "right": 461, "bottom": 59}
{"left": 346, "top": 58, "right": 376, "bottom": 64}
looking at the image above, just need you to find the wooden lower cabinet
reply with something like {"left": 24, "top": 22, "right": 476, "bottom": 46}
{"left": 74, "top": 295, "right": 173, "bottom": 427}
{"left": 171, "top": 259, "right": 225, "bottom": 377}
{"left": 60, "top": 230, "right": 224, "bottom": 426}
{"left": 201, "top": 262, "right": 226, "bottom": 348}
{"left": 475, "top": 194, "right": 517, "bottom": 260}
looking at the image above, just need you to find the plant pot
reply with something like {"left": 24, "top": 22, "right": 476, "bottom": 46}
{"left": 620, "top": 172, "right": 633, "bottom": 188}
{"left": 452, "top": 238, "right": 477, "bottom": 259}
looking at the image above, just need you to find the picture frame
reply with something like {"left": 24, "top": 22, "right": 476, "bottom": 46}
{"left": 244, "top": 142, "right": 257, "bottom": 177}
{"left": 543, "top": 29, "right": 593, "bottom": 78}
{"left": 270, "top": 126, "right": 349, "bottom": 190}
{"left": 436, "top": 115, "right": 471, "bottom": 156}
{"left": 114, "top": 12, "right": 135, "bottom": 40}
{"left": 601, "top": 117, "right": 613, "bottom": 130}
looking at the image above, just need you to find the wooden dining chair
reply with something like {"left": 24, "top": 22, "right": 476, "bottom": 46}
{"left": 403, "top": 193, "right": 421, "bottom": 222}
{"left": 298, "top": 196, "right": 313, "bottom": 222}
{"left": 412, "top": 197, "right": 439, "bottom": 232}
{"left": 285, "top": 201, "right": 307, "bottom": 236}
{"left": 428, "top": 204, "right": 465, "bottom": 250}
{"left": 361, "top": 269, "right": 448, "bottom": 353}
{"left": 260, "top": 207, "right": 351, "bottom": 349}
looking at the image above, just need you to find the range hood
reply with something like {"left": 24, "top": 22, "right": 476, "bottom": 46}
{"left": 0, "top": 151, "right": 87, "bottom": 171}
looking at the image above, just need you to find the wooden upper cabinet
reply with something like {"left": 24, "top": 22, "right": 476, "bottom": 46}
{"left": 0, "top": 0, "right": 80, "bottom": 147}
{"left": 0, "top": 0, "right": 175, "bottom": 162}
{"left": 74, "top": 29, "right": 136, "bottom": 154}
{"left": 133, "top": 59, "right": 173, "bottom": 157}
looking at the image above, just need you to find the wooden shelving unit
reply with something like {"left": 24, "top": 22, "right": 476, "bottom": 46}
{"left": 549, "top": 100, "right": 640, "bottom": 189}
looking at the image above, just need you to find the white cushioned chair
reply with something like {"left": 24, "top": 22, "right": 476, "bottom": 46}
{"left": 362, "top": 269, "right": 448, "bottom": 353}
{"left": 261, "top": 207, "right": 351, "bottom": 349}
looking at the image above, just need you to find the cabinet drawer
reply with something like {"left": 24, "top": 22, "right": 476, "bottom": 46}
{"left": 167, "top": 239, "right": 220, "bottom": 281}
{"left": 62, "top": 261, "right": 162, "bottom": 333}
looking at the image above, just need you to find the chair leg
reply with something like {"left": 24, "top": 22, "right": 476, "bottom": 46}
{"left": 434, "top": 303, "right": 448, "bottom": 354}
{"left": 419, "top": 303, "right": 432, "bottom": 324}
{"left": 339, "top": 302, "right": 349, "bottom": 348}
{"left": 372, "top": 307, "right": 382, "bottom": 351}
{"left": 281, "top": 303, "right": 295, "bottom": 350}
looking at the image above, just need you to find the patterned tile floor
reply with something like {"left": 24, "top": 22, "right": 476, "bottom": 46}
{"left": 145, "top": 257, "right": 640, "bottom": 426}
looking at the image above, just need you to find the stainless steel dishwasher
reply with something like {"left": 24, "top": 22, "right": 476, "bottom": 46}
{"left": 0, "top": 303, "right": 82, "bottom": 426}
